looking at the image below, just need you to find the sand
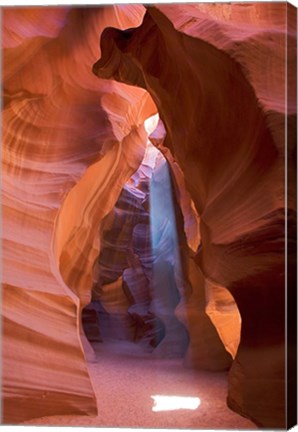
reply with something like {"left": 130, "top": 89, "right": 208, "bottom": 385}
{"left": 21, "top": 340, "right": 257, "bottom": 429}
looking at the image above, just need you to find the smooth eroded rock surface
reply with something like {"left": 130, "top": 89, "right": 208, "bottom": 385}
{"left": 2, "top": 4, "right": 296, "bottom": 429}
{"left": 2, "top": 5, "right": 157, "bottom": 423}
{"left": 93, "top": 4, "right": 296, "bottom": 427}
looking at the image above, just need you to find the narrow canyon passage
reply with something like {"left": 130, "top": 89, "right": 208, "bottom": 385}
{"left": 82, "top": 131, "right": 192, "bottom": 356}
{"left": 2, "top": 4, "right": 296, "bottom": 429}
{"left": 21, "top": 340, "right": 256, "bottom": 429}
{"left": 21, "top": 138, "right": 251, "bottom": 429}
{"left": 22, "top": 139, "right": 252, "bottom": 429}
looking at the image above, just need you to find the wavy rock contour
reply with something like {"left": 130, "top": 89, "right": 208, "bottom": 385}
{"left": 93, "top": 4, "right": 296, "bottom": 427}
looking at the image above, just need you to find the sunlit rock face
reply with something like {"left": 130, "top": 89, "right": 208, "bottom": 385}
{"left": 93, "top": 4, "right": 296, "bottom": 428}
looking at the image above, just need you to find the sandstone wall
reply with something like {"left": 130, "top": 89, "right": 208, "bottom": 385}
{"left": 2, "top": 4, "right": 296, "bottom": 428}
{"left": 93, "top": 4, "right": 296, "bottom": 427}
{"left": 2, "top": 5, "right": 156, "bottom": 422}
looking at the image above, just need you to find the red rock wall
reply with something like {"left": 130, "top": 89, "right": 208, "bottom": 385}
{"left": 2, "top": 5, "right": 157, "bottom": 423}
{"left": 2, "top": 4, "right": 296, "bottom": 428}
{"left": 93, "top": 4, "right": 296, "bottom": 427}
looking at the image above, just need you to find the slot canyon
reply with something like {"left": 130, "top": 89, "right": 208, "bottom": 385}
{"left": 1, "top": 3, "right": 297, "bottom": 430}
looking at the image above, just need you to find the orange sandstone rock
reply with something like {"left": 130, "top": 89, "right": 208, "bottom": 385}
{"left": 2, "top": 5, "right": 156, "bottom": 423}
{"left": 93, "top": 4, "right": 296, "bottom": 427}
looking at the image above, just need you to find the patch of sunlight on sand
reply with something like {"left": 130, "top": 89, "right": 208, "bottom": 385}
{"left": 151, "top": 395, "right": 201, "bottom": 412}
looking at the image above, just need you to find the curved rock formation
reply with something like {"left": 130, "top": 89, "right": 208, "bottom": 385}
{"left": 2, "top": 4, "right": 296, "bottom": 429}
{"left": 93, "top": 4, "right": 296, "bottom": 427}
{"left": 2, "top": 5, "right": 157, "bottom": 423}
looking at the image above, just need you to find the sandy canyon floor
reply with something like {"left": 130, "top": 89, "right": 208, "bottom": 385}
{"left": 21, "top": 340, "right": 257, "bottom": 429}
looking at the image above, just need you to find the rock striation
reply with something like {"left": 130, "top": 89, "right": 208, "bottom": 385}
{"left": 2, "top": 3, "right": 296, "bottom": 429}
{"left": 2, "top": 5, "right": 155, "bottom": 423}
{"left": 93, "top": 3, "right": 296, "bottom": 428}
